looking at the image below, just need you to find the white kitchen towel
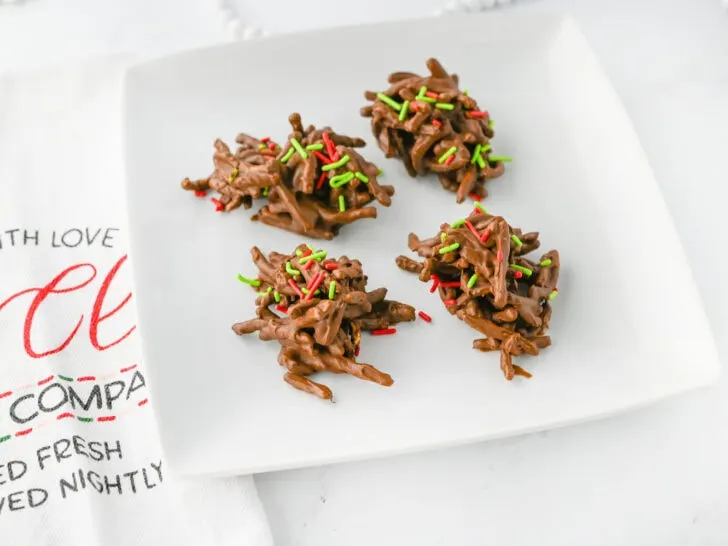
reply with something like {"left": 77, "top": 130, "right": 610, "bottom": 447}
{"left": 0, "top": 58, "right": 273, "bottom": 546}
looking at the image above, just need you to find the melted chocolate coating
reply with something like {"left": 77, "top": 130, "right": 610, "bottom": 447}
{"left": 361, "top": 58, "right": 505, "bottom": 203}
{"left": 182, "top": 113, "right": 394, "bottom": 239}
{"left": 233, "top": 245, "right": 415, "bottom": 400}
{"left": 396, "top": 210, "right": 560, "bottom": 379}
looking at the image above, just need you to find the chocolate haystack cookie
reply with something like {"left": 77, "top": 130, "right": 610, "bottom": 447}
{"left": 182, "top": 113, "right": 394, "bottom": 239}
{"left": 233, "top": 244, "right": 415, "bottom": 400}
{"left": 361, "top": 58, "right": 511, "bottom": 203}
{"left": 396, "top": 205, "right": 559, "bottom": 379}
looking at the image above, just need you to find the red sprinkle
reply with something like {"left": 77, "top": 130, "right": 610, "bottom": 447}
{"left": 432, "top": 119, "right": 442, "bottom": 127}
{"left": 316, "top": 172, "right": 328, "bottom": 190}
{"left": 418, "top": 311, "right": 432, "bottom": 323}
{"left": 469, "top": 192, "right": 482, "bottom": 202}
{"left": 97, "top": 416, "right": 116, "bottom": 423}
{"left": 302, "top": 248, "right": 313, "bottom": 257}
{"left": 288, "top": 278, "right": 304, "bottom": 298}
{"left": 0, "top": 391, "right": 13, "bottom": 399}
{"left": 57, "top": 412, "right": 75, "bottom": 420}
{"left": 120, "top": 364, "right": 138, "bottom": 373}
{"left": 138, "top": 398, "right": 149, "bottom": 407}
{"left": 371, "top": 328, "right": 397, "bottom": 336}
{"left": 210, "top": 198, "right": 224, "bottom": 212}
{"left": 440, "top": 281, "right": 461, "bottom": 288}
{"left": 193, "top": 190, "right": 207, "bottom": 198}
{"left": 268, "top": 141, "right": 277, "bottom": 151}
{"left": 15, "top": 428, "right": 33, "bottom": 437}
{"left": 355, "top": 346, "right": 361, "bottom": 357}
{"left": 467, "top": 111, "right": 488, "bottom": 118}
{"left": 276, "top": 305, "right": 288, "bottom": 314}
{"left": 429, "top": 275, "right": 440, "bottom": 293}
{"left": 444, "top": 154, "right": 455, "bottom": 166}
{"left": 304, "top": 259, "right": 315, "bottom": 271}
{"left": 497, "top": 250, "right": 504, "bottom": 262}
{"left": 480, "top": 229, "right": 491, "bottom": 243}
{"left": 464, "top": 220, "right": 481, "bottom": 240}
{"left": 324, "top": 262, "right": 339, "bottom": 271}
{"left": 260, "top": 136, "right": 271, "bottom": 143}
{"left": 313, "top": 150, "right": 332, "bottom": 164}
{"left": 514, "top": 271, "right": 523, "bottom": 279}
{"left": 443, "top": 299, "right": 457, "bottom": 306}
{"left": 322, "top": 132, "right": 339, "bottom": 161}
{"left": 425, "top": 91, "right": 439, "bottom": 99}
{"left": 305, "top": 273, "right": 325, "bottom": 299}
{"left": 77, "top": 375, "right": 96, "bottom": 382}
{"left": 307, "top": 271, "right": 323, "bottom": 289}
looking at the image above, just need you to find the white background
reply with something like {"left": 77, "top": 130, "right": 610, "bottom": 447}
{"left": 2, "top": 0, "right": 728, "bottom": 544}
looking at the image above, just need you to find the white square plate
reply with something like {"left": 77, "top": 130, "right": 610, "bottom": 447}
{"left": 124, "top": 13, "right": 720, "bottom": 476}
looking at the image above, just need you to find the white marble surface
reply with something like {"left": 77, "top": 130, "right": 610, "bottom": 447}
{"left": 2, "top": 0, "right": 728, "bottom": 544}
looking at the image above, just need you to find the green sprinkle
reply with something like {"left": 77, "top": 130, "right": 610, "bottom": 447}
{"left": 481, "top": 144, "right": 492, "bottom": 154}
{"left": 417, "top": 86, "right": 428, "bottom": 98}
{"left": 0, "top": 435, "right": 11, "bottom": 444}
{"left": 470, "top": 144, "right": 482, "bottom": 165}
{"left": 289, "top": 138, "right": 308, "bottom": 159}
{"left": 419, "top": 96, "right": 436, "bottom": 103}
{"left": 228, "top": 168, "right": 239, "bottom": 182}
{"left": 467, "top": 274, "right": 478, "bottom": 288}
{"left": 274, "top": 290, "right": 281, "bottom": 303}
{"left": 489, "top": 156, "right": 513, "bottom": 163}
{"left": 474, "top": 202, "right": 488, "bottom": 215}
{"left": 329, "top": 172, "right": 355, "bottom": 188}
{"left": 237, "top": 274, "right": 261, "bottom": 287}
{"left": 59, "top": 374, "right": 74, "bottom": 382}
{"left": 77, "top": 417, "right": 93, "bottom": 423}
{"left": 549, "top": 290, "right": 558, "bottom": 301}
{"left": 451, "top": 218, "right": 466, "bottom": 228}
{"left": 510, "top": 264, "right": 533, "bottom": 277}
{"left": 399, "top": 100, "right": 410, "bottom": 122}
{"left": 376, "top": 92, "right": 402, "bottom": 111}
{"left": 476, "top": 155, "right": 486, "bottom": 169}
{"left": 436, "top": 103, "right": 455, "bottom": 111}
{"left": 463, "top": 89, "right": 469, "bottom": 96}
{"left": 306, "top": 143, "right": 324, "bottom": 151}
{"left": 259, "top": 286, "right": 273, "bottom": 296}
{"left": 510, "top": 234, "right": 523, "bottom": 247}
{"left": 439, "top": 243, "right": 460, "bottom": 254}
{"left": 262, "top": 187, "right": 269, "bottom": 197}
{"left": 540, "top": 259, "right": 553, "bottom": 267}
{"left": 300, "top": 250, "right": 328, "bottom": 264}
{"left": 438, "top": 146, "right": 458, "bottom": 164}
{"left": 258, "top": 143, "right": 266, "bottom": 149}
{"left": 280, "top": 147, "right": 296, "bottom": 163}
{"left": 301, "top": 287, "right": 309, "bottom": 295}
{"left": 329, "top": 281, "right": 337, "bottom": 300}
{"left": 441, "top": 232, "right": 447, "bottom": 243}
{"left": 488, "top": 119, "right": 495, "bottom": 128}
{"left": 306, "top": 244, "right": 314, "bottom": 251}
{"left": 285, "top": 262, "right": 301, "bottom": 276}
{"left": 295, "top": 249, "right": 303, "bottom": 256}
{"left": 355, "top": 172, "right": 369, "bottom": 183}
{"left": 322, "top": 154, "right": 351, "bottom": 172}
{"left": 339, "top": 195, "right": 346, "bottom": 212}
{"left": 378, "top": 169, "right": 383, "bottom": 176}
